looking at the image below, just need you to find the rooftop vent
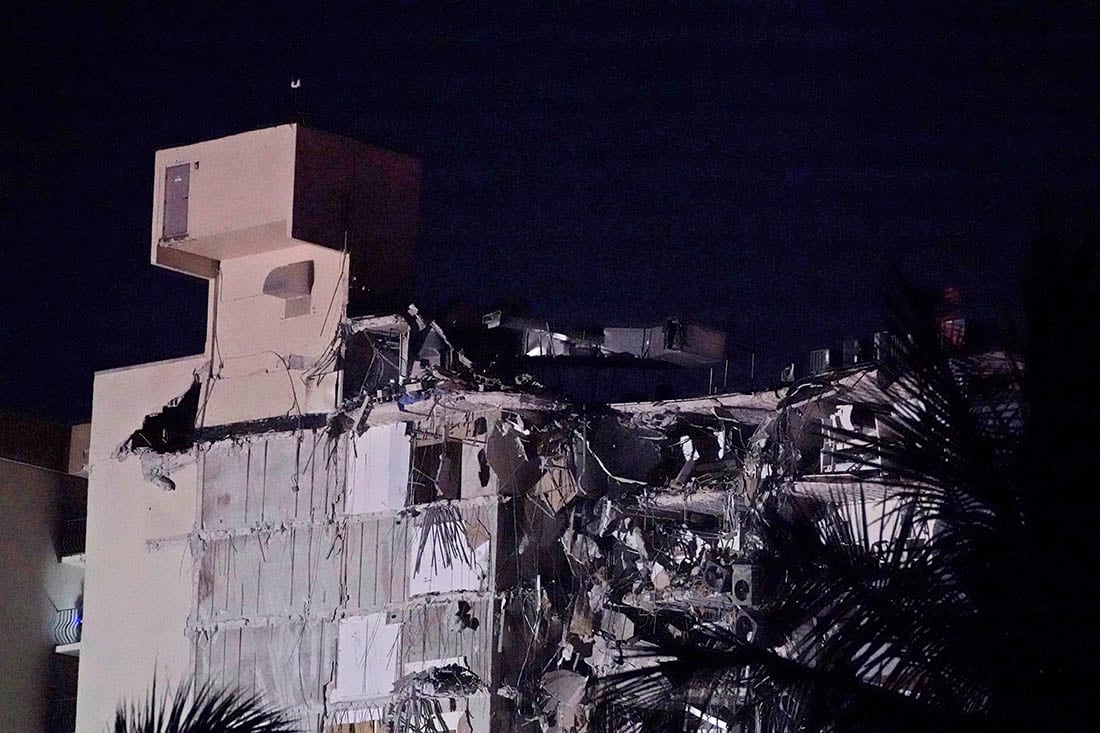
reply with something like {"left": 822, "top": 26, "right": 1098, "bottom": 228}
{"left": 263, "top": 260, "right": 315, "bottom": 318}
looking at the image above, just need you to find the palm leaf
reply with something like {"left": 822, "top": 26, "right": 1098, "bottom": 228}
{"left": 589, "top": 206, "right": 1100, "bottom": 732}
{"left": 112, "top": 678, "right": 296, "bottom": 733}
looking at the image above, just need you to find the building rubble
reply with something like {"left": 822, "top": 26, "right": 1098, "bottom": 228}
{"left": 100, "top": 287, "right": 1032, "bottom": 733}
{"left": 101, "top": 293, "right": 786, "bottom": 731}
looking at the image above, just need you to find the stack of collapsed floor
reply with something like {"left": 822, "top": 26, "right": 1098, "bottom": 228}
{"left": 487, "top": 405, "right": 770, "bottom": 732}
{"left": 115, "top": 304, "right": 1023, "bottom": 731}
{"left": 115, "top": 308, "right": 793, "bottom": 732}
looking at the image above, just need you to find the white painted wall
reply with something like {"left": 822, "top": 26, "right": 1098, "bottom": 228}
{"left": 346, "top": 425, "right": 411, "bottom": 515}
{"left": 76, "top": 355, "right": 206, "bottom": 732}
{"left": 151, "top": 125, "right": 297, "bottom": 261}
{"left": 198, "top": 243, "right": 347, "bottom": 427}
{"left": 332, "top": 613, "right": 402, "bottom": 701}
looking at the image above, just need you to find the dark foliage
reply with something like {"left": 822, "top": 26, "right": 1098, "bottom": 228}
{"left": 112, "top": 679, "right": 296, "bottom": 733}
{"left": 590, "top": 206, "right": 1100, "bottom": 732}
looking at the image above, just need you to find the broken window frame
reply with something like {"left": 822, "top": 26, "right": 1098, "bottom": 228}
{"left": 408, "top": 433, "right": 464, "bottom": 505}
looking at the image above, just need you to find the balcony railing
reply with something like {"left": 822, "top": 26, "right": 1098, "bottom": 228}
{"left": 52, "top": 608, "right": 81, "bottom": 646}
{"left": 58, "top": 518, "right": 86, "bottom": 557}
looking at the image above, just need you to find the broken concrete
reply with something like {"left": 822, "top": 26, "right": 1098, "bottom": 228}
{"left": 119, "top": 376, "right": 201, "bottom": 455}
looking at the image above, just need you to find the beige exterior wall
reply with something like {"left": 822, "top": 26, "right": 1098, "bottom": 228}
{"left": 80, "top": 127, "right": 354, "bottom": 729}
{"left": 75, "top": 355, "right": 206, "bottom": 731}
{"left": 185, "top": 419, "right": 503, "bottom": 731}
{"left": 78, "top": 125, "right": 435, "bottom": 731}
{"left": 81, "top": 126, "right": 357, "bottom": 730}
{"left": 200, "top": 243, "right": 347, "bottom": 427}
{"left": 151, "top": 124, "right": 297, "bottom": 265}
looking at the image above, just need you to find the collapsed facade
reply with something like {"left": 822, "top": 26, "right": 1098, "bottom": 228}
{"left": 75, "top": 126, "right": 996, "bottom": 732}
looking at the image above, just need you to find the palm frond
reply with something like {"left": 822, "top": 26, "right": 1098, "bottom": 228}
{"left": 112, "top": 678, "right": 296, "bottom": 733}
{"left": 587, "top": 207, "right": 1100, "bottom": 732}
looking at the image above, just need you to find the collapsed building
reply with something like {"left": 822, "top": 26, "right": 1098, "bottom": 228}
{"left": 71, "top": 125, "right": 772, "bottom": 732}
{"left": 74, "top": 125, "right": 1007, "bottom": 732}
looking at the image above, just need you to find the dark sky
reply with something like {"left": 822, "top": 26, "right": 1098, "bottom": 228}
{"left": 3, "top": 3, "right": 1098, "bottom": 422}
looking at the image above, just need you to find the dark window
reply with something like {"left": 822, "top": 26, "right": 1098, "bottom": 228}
{"left": 162, "top": 163, "right": 190, "bottom": 239}
{"left": 409, "top": 439, "right": 463, "bottom": 504}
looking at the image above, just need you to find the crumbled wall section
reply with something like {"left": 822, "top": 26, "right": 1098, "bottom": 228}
{"left": 121, "top": 377, "right": 201, "bottom": 455}
{"left": 176, "top": 367, "right": 787, "bottom": 731}
{"left": 199, "top": 431, "right": 341, "bottom": 529}
{"left": 395, "top": 596, "right": 497, "bottom": 682}
{"left": 193, "top": 622, "right": 336, "bottom": 718}
{"left": 191, "top": 429, "right": 345, "bottom": 726}
{"left": 341, "top": 502, "right": 497, "bottom": 609}
{"left": 189, "top": 421, "right": 503, "bottom": 729}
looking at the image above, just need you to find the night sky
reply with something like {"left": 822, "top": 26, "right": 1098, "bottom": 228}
{"left": 3, "top": 3, "right": 1098, "bottom": 422}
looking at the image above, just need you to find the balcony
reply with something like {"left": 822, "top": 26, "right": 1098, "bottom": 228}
{"left": 53, "top": 608, "right": 81, "bottom": 656}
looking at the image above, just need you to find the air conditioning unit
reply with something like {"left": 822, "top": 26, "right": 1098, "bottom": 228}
{"left": 730, "top": 563, "right": 754, "bottom": 606}
{"left": 733, "top": 608, "right": 758, "bottom": 642}
{"left": 703, "top": 562, "right": 755, "bottom": 606}
{"left": 482, "top": 310, "right": 502, "bottom": 329}
{"left": 809, "top": 348, "right": 831, "bottom": 376}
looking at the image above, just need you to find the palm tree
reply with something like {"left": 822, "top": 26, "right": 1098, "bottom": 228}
{"left": 112, "top": 678, "right": 296, "bottom": 733}
{"left": 590, "top": 205, "right": 1100, "bottom": 732}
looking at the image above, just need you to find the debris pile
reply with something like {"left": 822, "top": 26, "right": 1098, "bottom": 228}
{"left": 112, "top": 301, "right": 1021, "bottom": 731}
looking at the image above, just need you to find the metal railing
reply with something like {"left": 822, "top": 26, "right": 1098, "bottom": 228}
{"left": 58, "top": 518, "right": 86, "bottom": 557}
{"left": 52, "top": 608, "right": 81, "bottom": 646}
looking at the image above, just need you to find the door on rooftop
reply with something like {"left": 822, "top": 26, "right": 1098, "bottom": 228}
{"left": 163, "top": 163, "right": 190, "bottom": 239}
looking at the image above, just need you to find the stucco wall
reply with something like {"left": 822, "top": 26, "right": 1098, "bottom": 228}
{"left": 198, "top": 243, "right": 347, "bottom": 427}
{"left": 151, "top": 125, "right": 296, "bottom": 256}
{"left": 76, "top": 354, "right": 206, "bottom": 731}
